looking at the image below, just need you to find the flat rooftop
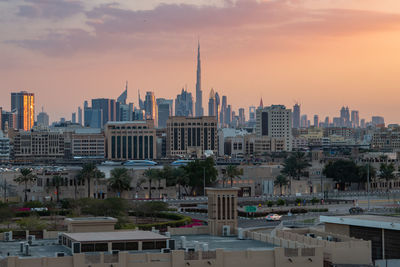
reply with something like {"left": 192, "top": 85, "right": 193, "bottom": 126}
{"left": 63, "top": 231, "right": 169, "bottom": 242}
{"left": 0, "top": 239, "right": 71, "bottom": 258}
{"left": 320, "top": 215, "right": 400, "bottom": 231}
{"left": 171, "top": 235, "right": 276, "bottom": 251}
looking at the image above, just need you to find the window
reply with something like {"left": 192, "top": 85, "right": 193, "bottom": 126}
{"left": 142, "top": 241, "right": 156, "bottom": 250}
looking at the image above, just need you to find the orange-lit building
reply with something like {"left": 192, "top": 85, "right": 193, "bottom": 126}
{"left": 11, "top": 91, "right": 35, "bottom": 131}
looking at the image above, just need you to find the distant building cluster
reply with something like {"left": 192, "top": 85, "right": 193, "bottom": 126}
{"left": 0, "top": 43, "right": 397, "bottom": 164}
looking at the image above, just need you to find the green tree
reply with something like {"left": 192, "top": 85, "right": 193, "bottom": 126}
{"left": 358, "top": 164, "right": 376, "bottom": 190}
{"left": 281, "top": 152, "right": 311, "bottom": 194}
{"left": 323, "top": 160, "right": 359, "bottom": 190}
{"left": 379, "top": 163, "right": 396, "bottom": 189}
{"left": 225, "top": 165, "right": 243, "bottom": 187}
{"left": 77, "top": 163, "right": 105, "bottom": 198}
{"left": 108, "top": 168, "right": 132, "bottom": 197}
{"left": 173, "top": 167, "right": 189, "bottom": 198}
{"left": 0, "top": 203, "right": 14, "bottom": 228}
{"left": 184, "top": 157, "right": 218, "bottom": 195}
{"left": 143, "top": 168, "right": 159, "bottom": 199}
{"left": 50, "top": 175, "right": 64, "bottom": 202}
{"left": 17, "top": 216, "right": 47, "bottom": 230}
{"left": 14, "top": 168, "right": 37, "bottom": 202}
{"left": 274, "top": 174, "right": 289, "bottom": 195}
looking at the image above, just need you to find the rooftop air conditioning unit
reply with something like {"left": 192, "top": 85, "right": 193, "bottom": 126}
{"left": 317, "top": 236, "right": 323, "bottom": 240}
{"left": 27, "top": 235, "right": 35, "bottom": 245}
{"left": 238, "top": 228, "right": 244, "bottom": 240}
{"left": 161, "top": 248, "right": 171, "bottom": 253}
{"left": 4, "top": 231, "right": 12, "bottom": 242}
{"left": 326, "top": 236, "right": 334, "bottom": 242}
{"left": 55, "top": 252, "right": 65, "bottom": 257}
{"left": 222, "top": 225, "right": 230, "bottom": 237}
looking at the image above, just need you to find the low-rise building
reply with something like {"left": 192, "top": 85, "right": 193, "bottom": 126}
{"left": 72, "top": 129, "right": 105, "bottom": 159}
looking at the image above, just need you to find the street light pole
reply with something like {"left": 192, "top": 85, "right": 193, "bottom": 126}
{"left": 203, "top": 167, "right": 206, "bottom": 196}
{"left": 367, "top": 161, "right": 370, "bottom": 211}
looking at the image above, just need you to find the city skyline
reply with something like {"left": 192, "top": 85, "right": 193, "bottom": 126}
{"left": 1, "top": 0, "right": 400, "bottom": 123}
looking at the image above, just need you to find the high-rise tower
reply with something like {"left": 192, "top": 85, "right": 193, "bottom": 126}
{"left": 11, "top": 91, "right": 35, "bottom": 131}
{"left": 195, "top": 41, "right": 203, "bottom": 117}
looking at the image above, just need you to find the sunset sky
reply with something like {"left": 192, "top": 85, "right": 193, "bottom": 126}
{"left": 1, "top": 0, "right": 400, "bottom": 123}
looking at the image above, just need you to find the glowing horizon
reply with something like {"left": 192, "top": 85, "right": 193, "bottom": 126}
{"left": 1, "top": 0, "right": 400, "bottom": 124}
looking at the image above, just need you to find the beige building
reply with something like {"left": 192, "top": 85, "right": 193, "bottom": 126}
{"left": 166, "top": 116, "right": 218, "bottom": 158}
{"left": 72, "top": 129, "right": 105, "bottom": 159}
{"left": 207, "top": 187, "right": 239, "bottom": 236}
{"left": 13, "top": 128, "right": 65, "bottom": 162}
{"left": 105, "top": 121, "right": 156, "bottom": 160}
{"left": 255, "top": 105, "right": 292, "bottom": 151}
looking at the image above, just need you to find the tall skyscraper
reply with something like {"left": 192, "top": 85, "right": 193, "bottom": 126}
{"left": 175, "top": 88, "right": 193, "bottom": 117}
{"left": 144, "top": 91, "right": 158, "bottom": 126}
{"left": 300, "top": 114, "right": 308, "bottom": 128}
{"left": 220, "top": 95, "right": 227, "bottom": 127}
{"left": 215, "top": 92, "right": 220, "bottom": 124}
{"left": 351, "top": 110, "right": 359, "bottom": 128}
{"left": 92, "top": 98, "right": 118, "bottom": 126}
{"left": 238, "top": 108, "right": 245, "bottom": 126}
{"left": 72, "top": 112, "right": 76, "bottom": 123}
{"left": 293, "top": 103, "right": 300, "bottom": 128}
{"left": 340, "top": 106, "right": 350, "bottom": 127}
{"left": 226, "top": 105, "right": 232, "bottom": 126}
{"left": 372, "top": 116, "right": 385, "bottom": 126}
{"left": 78, "top": 106, "right": 82, "bottom": 125}
{"left": 249, "top": 106, "right": 256, "bottom": 122}
{"left": 195, "top": 41, "right": 203, "bottom": 117}
{"left": 157, "top": 98, "right": 173, "bottom": 128}
{"left": 313, "top": 115, "right": 319, "bottom": 128}
{"left": 117, "top": 82, "right": 134, "bottom": 121}
{"left": 11, "top": 91, "right": 35, "bottom": 131}
{"left": 37, "top": 109, "right": 49, "bottom": 127}
{"left": 0, "top": 107, "right": 2, "bottom": 131}
{"left": 208, "top": 89, "right": 216, "bottom": 116}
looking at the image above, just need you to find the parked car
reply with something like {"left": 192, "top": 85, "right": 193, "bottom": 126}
{"left": 266, "top": 214, "right": 282, "bottom": 221}
{"left": 349, "top": 207, "right": 364, "bottom": 214}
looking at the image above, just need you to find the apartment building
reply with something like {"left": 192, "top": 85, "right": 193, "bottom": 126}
{"left": 255, "top": 105, "right": 292, "bottom": 151}
{"left": 104, "top": 121, "right": 156, "bottom": 160}
{"left": 166, "top": 116, "right": 218, "bottom": 158}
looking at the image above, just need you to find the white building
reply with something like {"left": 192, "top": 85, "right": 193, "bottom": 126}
{"left": 255, "top": 105, "right": 292, "bottom": 151}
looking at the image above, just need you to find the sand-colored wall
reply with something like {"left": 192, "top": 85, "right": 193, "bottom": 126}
{"left": 324, "top": 223, "right": 350, "bottom": 236}
{"left": 167, "top": 226, "right": 209, "bottom": 235}
{"left": 3, "top": 247, "right": 322, "bottom": 267}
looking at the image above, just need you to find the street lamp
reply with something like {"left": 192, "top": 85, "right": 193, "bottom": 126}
{"left": 203, "top": 167, "right": 206, "bottom": 196}
{"left": 367, "top": 161, "right": 370, "bottom": 211}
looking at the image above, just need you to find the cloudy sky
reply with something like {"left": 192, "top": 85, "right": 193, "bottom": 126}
{"left": 1, "top": 0, "right": 400, "bottom": 123}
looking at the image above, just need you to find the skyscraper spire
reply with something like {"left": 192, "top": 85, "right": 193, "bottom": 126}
{"left": 195, "top": 39, "right": 203, "bottom": 117}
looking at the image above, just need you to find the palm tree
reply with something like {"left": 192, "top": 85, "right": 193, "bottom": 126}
{"left": 14, "top": 168, "right": 37, "bottom": 202}
{"left": 225, "top": 165, "right": 243, "bottom": 187}
{"left": 173, "top": 167, "right": 189, "bottom": 198}
{"left": 51, "top": 175, "right": 63, "bottom": 202}
{"left": 78, "top": 163, "right": 105, "bottom": 198}
{"left": 108, "top": 168, "right": 132, "bottom": 198}
{"left": 281, "top": 152, "right": 311, "bottom": 194}
{"left": 143, "top": 169, "right": 159, "bottom": 199}
{"left": 379, "top": 163, "right": 396, "bottom": 189}
{"left": 274, "top": 175, "right": 288, "bottom": 196}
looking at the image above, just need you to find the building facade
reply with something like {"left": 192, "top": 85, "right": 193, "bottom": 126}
{"left": 255, "top": 105, "right": 292, "bottom": 151}
{"left": 13, "top": 128, "right": 65, "bottom": 161}
{"left": 105, "top": 121, "right": 156, "bottom": 160}
{"left": 166, "top": 116, "right": 218, "bottom": 158}
{"left": 72, "top": 130, "right": 105, "bottom": 159}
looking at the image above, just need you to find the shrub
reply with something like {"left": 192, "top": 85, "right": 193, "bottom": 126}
{"left": 311, "top": 197, "right": 319, "bottom": 205}
{"left": 17, "top": 216, "right": 47, "bottom": 230}
{"left": 308, "top": 208, "right": 328, "bottom": 212}
{"left": 23, "top": 201, "right": 43, "bottom": 209}
{"left": 290, "top": 208, "right": 307, "bottom": 214}
{"left": 277, "top": 199, "right": 285, "bottom": 206}
{"left": 295, "top": 198, "right": 302, "bottom": 205}
{"left": 266, "top": 201, "right": 274, "bottom": 207}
